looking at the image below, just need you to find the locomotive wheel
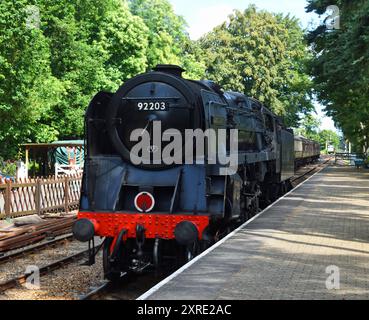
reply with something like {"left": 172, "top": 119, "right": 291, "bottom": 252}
{"left": 279, "top": 182, "right": 287, "bottom": 196}
{"left": 185, "top": 248, "right": 193, "bottom": 262}
{"left": 175, "top": 242, "right": 198, "bottom": 266}
{"left": 199, "top": 237, "right": 214, "bottom": 252}
{"left": 185, "top": 242, "right": 198, "bottom": 262}
{"left": 103, "top": 238, "right": 124, "bottom": 282}
{"left": 268, "top": 183, "right": 280, "bottom": 202}
{"left": 286, "top": 180, "right": 293, "bottom": 192}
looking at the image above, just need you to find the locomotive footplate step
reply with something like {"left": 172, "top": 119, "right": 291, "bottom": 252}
{"left": 139, "top": 165, "right": 369, "bottom": 300}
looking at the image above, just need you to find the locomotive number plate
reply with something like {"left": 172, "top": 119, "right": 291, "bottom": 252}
{"left": 136, "top": 101, "right": 169, "bottom": 111}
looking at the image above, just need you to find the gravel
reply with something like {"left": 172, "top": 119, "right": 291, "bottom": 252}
{"left": 0, "top": 237, "right": 106, "bottom": 300}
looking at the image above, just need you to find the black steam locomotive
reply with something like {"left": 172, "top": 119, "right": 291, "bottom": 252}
{"left": 73, "top": 65, "right": 318, "bottom": 280}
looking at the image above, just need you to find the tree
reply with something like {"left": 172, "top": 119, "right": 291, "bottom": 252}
{"left": 0, "top": 0, "right": 207, "bottom": 160}
{"left": 179, "top": 35, "right": 207, "bottom": 80}
{"left": 199, "top": 5, "right": 314, "bottom": 127}
{"left": 318, "top": 129, "right": 340, "bottom": 150}
{"left": 0, "top": 0, "right": 63, "bottom": 158}
{"left": 293, "top": 113, "right": 321, "bottom": 141}
{"left": 128, "top": 0, "right": 185, "bottom": 68}
{"left": 128, "top": 0, "right": 206, "bottom": 79}
{"left": 306, "top": 0, "right": 369, "bottom": 152}
{"left": 0, "top": 0, "right": 151, "bottom": 159}
{"left": 38, "top": 0, "right": 149, "bottom": 139}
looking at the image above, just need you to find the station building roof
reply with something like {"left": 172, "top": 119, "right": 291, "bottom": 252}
{"left": 22, "top": 140, "right": 84, "bottom": 149}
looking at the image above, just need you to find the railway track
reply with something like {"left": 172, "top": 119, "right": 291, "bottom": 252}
{"left": 0, "top": 233, "right": 74, "bottom": 265}
{"left": 0, "top": 249, "right": 89, "bottom": 295}
{"left": 80, "top": 270, "right": 171, "bottom": 300}
{"left": 291, "top": 158, "right": 331, "bottom": 185}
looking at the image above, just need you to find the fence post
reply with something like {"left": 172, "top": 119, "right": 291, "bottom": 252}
{"left": 64, "top": 176, "right": 69, "bottom": 213}
{"left": 35, "top": 178, "right": 41, "bottom": 215}
{"left": 5, "top": 179, "right": 11, "bottom": 217}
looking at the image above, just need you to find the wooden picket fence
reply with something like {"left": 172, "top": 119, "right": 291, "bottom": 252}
{"left": 0, "top": 174, "right": 82, "bottom": 219}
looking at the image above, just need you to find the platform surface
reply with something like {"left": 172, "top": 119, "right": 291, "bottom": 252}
{"left": 141, "top": 165, "right": 369, "bottom": 300}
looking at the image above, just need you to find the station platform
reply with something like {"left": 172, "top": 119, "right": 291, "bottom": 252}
{"left": 139, "top": 165, "right": 369, "bottom": 300}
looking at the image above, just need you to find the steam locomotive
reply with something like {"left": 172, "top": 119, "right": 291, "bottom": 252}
{"left": 72, "top": 65, "right": 320, "bottom": 280}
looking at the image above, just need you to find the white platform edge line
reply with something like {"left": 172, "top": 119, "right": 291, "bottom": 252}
{"left": 137, "top": 164, "right": 328, "bottom": 300}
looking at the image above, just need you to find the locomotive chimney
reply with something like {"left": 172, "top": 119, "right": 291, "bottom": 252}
{"left": 153, "top": 64, "right": 185, "bottom": 77}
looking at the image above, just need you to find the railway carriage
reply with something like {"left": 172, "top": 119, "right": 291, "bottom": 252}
{"left": 294, "top": 136, "right": 320, "bottom": 167}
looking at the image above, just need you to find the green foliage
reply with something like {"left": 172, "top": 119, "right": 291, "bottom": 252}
{"left": 0, "top": 156, "right": 17, "bottom": 176}
{"left": 199, "top": 5, "right": 314, "bottom": 127}
{"left": 128, "top": 0, "right": 205, "bottom": 79}
{"left": 0, "top": 0, "right": 206, "bottom": 159}
{"left": 306, "top": 0, "right": 369, "bottom": 152}
{"left": 294, "top": 113, "right": 321, "bottom": 141}
{"left": 0, "top": 0, "right": 64, "bottom": 157}
{"left": 0, "top": 0, "right": 150, "bottom": 158}
{"left": 294, "top": 113, "right": 340, "bottom": 151}
{"left": 180, "top": 36, "right": 207, "bottom": 80}
{"left": 38, "top": 0, "right": 149, "bottom": 140}
{"left": 318, "top": 129, "right": 340, "bottom": 150}
{"left": 0, "top": 1, "right": 319, "bottom": 161}
{"left": 128, "top": 0, "right": 184, "bottom": 68}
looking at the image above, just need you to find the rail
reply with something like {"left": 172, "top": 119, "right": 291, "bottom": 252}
{"left": 0, "top": 249, "right": 89, "bottom": 294}
{"left": 0, "top": 234, "right": 74, "bottom": 264}
{"left": 0, "top": 174, "right": 82, "bottom": 219}
{"left": 291, "top": 158, "right": 330, "bottom": 184}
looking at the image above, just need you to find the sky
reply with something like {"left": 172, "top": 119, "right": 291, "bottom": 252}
{"left": 168, "top": 0, "right": 337, "bottom": 133}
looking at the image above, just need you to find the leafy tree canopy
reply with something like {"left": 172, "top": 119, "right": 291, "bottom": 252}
{"left": 199, "top": 5, "right": 314, "bottom": 127}
{"left": 128, "top": 0, "right": 205, "bottom": 79}
{"left": 306, "top": 0, "right": 369, "bottom": 152}
{"left": 0, "top": 1, "right": 322, "bottom": 160}
{"left": 0, "top": 0, "right": 149, "bottom": 158}
{"left": 0, "top": 0, "right": 64, "bottom": 158}
{"left": 37, "top": 0, "right": 149, "bottom": 141}
{"left": 318, "top": 129, "right": 340, "bottom": 150}
{"left": 293, "top": 113, "right": 321, "bottom": 140}
{"left": 0, "top": 0, "right": 207, "bottom": 159}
